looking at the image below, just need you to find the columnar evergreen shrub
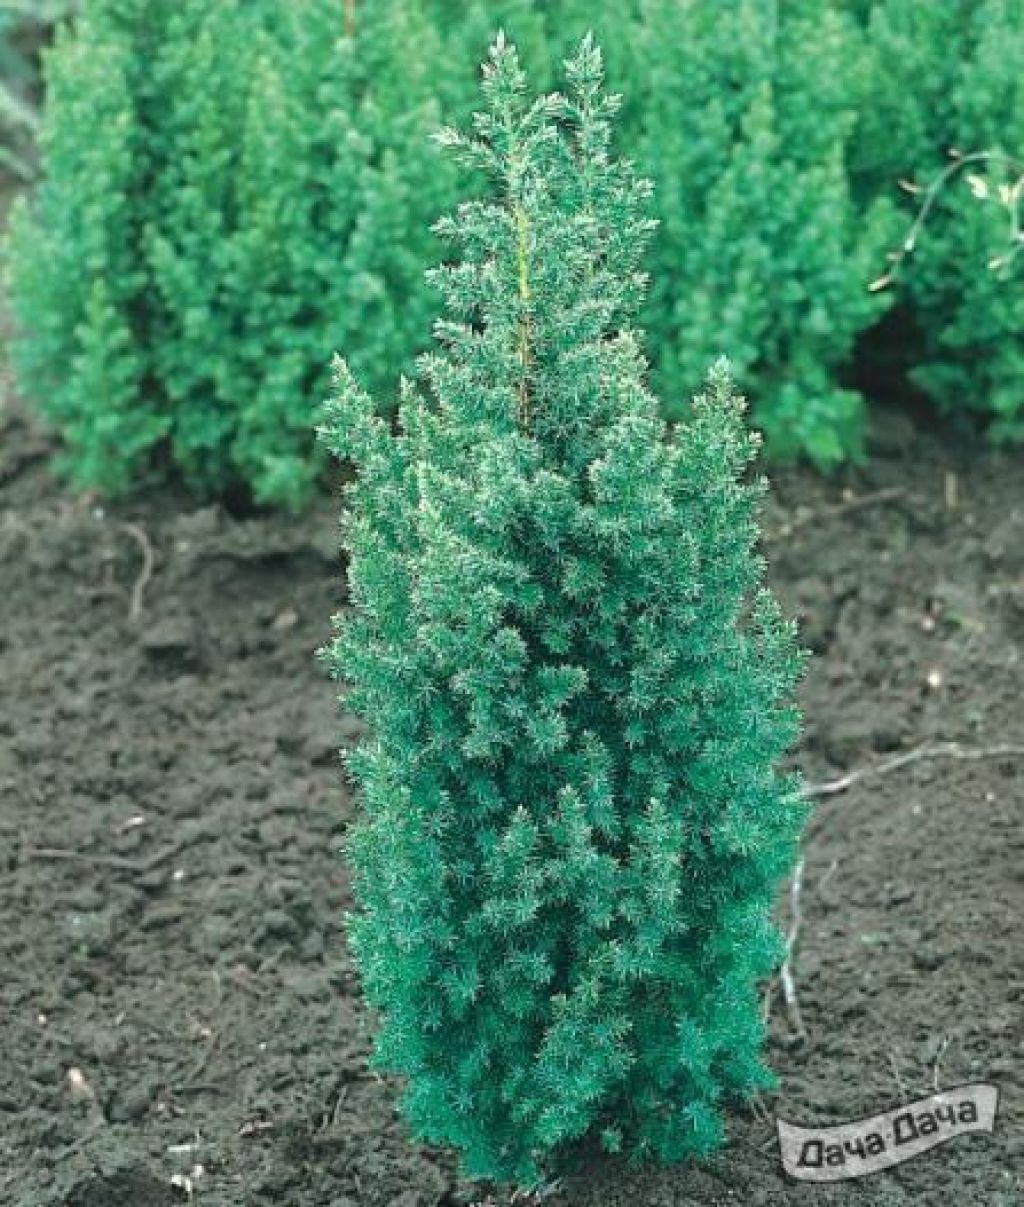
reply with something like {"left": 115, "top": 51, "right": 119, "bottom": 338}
{"left": 854, "top": 0, "right": 1024, "bottom": 440}
{"left": 191, "top": 0, "right": 455, "bottom": 504}
{"left": 321, "top": 37, "right": 808, "bottom": 1188}
{"left": 142, "top": 2, "right": 274, "bottom": 496}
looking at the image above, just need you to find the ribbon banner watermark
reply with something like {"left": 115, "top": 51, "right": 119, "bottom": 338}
{"left": 778, "top": 1082, "right": 999, "bottom": 1183}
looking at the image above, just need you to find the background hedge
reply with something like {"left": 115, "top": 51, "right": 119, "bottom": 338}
{"left": 5, "top": 0, "right": 1021, "bottom": 507}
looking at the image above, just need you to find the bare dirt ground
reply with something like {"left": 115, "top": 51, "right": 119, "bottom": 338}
{"left": 1, "top": 375, "right": 1021, "bottom": 1207}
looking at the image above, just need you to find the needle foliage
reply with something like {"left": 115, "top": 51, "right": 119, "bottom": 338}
{"left": 321, "top": 37, "right": 808, "bottom": 1188}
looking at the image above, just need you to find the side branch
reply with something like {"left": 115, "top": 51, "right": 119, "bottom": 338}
{"left": 807, "top": 741, "right": 1024, "bottom": 798}
{"left": 871, "top": 150, "right": 1024, "bottom": 291}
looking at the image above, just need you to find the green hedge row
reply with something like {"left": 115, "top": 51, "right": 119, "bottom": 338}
{"left": 5, "top": 0, "right": 1022, "bottom": 507}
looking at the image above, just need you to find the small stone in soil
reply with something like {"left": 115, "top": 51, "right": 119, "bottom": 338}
{"left": 107, "top": 1078, "right": 159, "bottom": 1123}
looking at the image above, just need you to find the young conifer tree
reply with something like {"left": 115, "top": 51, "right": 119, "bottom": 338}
{"left": 5, "top": 0, "right": 164, "bottom": 493}
{"left": 321, "top": 36, "right": 808, "bottom": 1189}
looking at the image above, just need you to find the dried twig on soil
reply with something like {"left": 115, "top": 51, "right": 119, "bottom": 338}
{"left": 780, "top": 856, "right": 807, "bottom": 1044}
{"left": 117, "top": 521, "right": 155, "bottom": 620}
{"left": 806, "top": 741, "right": 1024, "bottom": 798}
{"left": 888, "top": 1050, "right": 908, "bottom": 1104}
{"left": 762, "top": 855, "right": 809, "bottom": 1043}
{"left": 770, "top": 486, "right": 904, "bottom": 539}
{"left": 932, "top": 1033, "right": 951, "bottom": 1093}
{"left": 746, "top": 1091, "right": 773, "bottom": 1127}
{"left": 944, "top": 472, "right": 959, "bottom": 511}
{"left": 816, "top": 858, "right": 839, "bottom": 893}
{"left": 175, "top": 1030, "right": 221, "bottom": 1090}
{"left": 238, "top": 1117, "right": 274, "bottom": 1138}
{"left": 510, "top": 1181, "right": 564, "bottom": 1205}
{"left": 26, "top": 835, "right": 195, "bottom": 874}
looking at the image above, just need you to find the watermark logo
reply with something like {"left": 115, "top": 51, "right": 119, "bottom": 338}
{"left": 778, "top": 1082, "right": 999, "bottom": 1183}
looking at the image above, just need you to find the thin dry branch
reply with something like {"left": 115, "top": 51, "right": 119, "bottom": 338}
{"left": 117, "top": 521, "right": 155, "bottom": 620}
{"left": 807, "top": 741, "right": 1024, "bottom": 798}
{"left": 771, "top": 487, "right": 905, "bottom": 539}
{"left": 870, "top": 149, "right": 1024, "bottom": 291}
{"left": 932, "top": 1034, "right": 951, "bottom": 1093}
{"left": 779, "top": 855, "right": 807, "bottom": 1043}
{"left": 888, "top": 1049, "right": 908, "bottom": 1103}
{"left": 26, "top": 836, "right": 195, "bottom": 874}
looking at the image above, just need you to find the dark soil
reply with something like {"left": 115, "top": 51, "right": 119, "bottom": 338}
{"left": 1, "top": 374, "right": 1021, "bottom": 1206}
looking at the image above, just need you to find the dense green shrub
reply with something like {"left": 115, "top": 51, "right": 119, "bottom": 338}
{"left": 321, "top": 37, "right": 807, "bottom": 1188}
{"left": 8, "top": 0, "right": 909, "bottom": 507}
{"left": 631, "top": 0, "right": 895, "bottom": 468}
{"left": 854, "top": 0, "right": 1024, "bottom": 441}
{"left": 19, "top": 0, "right": 1001, "bottom": 506}
{"left": 6, "top": 0, "right": 159, "bottom": 493}
{"left": 144, "top": 0, "right": 456, "bottom": 504}
{"left": 6, "top": 0, "right": 454, "bottom": 506}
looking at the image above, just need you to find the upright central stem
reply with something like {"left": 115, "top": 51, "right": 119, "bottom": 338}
{"left": 515, "top": 204, "right": 533, "bottom": 433}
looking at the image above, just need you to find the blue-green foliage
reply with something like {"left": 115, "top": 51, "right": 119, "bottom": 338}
{"left": 854, "top": 0, "right": 1024, "bottom": 440}
{"left": 321, "top": 38, "right": 808, "bottom": 1187}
